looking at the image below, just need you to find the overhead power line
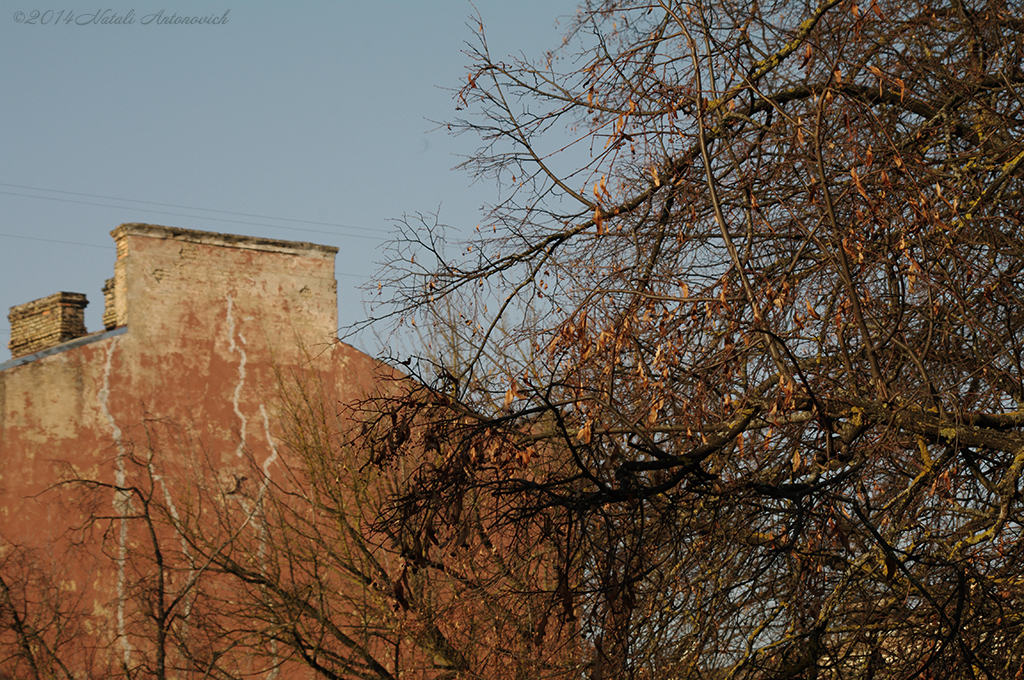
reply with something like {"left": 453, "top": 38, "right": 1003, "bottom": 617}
{"left": 0, "top": 232, "right": 114, "bottom": 249}
{"left": 0, "top": 183, "right": 389, "bottom": 241}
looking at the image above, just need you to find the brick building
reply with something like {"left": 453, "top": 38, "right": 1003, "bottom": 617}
{"left": 0, "top": 224, "right": 384, "bottom": 677}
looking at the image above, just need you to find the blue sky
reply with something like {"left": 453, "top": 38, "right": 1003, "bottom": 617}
{"left": 1, "top": 2, "right": 578, "bottom": 354}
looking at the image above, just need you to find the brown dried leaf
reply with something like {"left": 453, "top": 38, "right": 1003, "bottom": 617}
{"left": 577, "top": 419, "right": 592, "bottom": 444}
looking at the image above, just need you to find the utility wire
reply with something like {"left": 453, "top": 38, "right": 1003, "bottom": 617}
{"left": 1, "top": 183, "right": 387, "bottom": 233}
{"left": 1, "top": 184, "right": 388, "bottom": 240}
{"left": 0, "top": 232, "right": 113, "bottom": 249}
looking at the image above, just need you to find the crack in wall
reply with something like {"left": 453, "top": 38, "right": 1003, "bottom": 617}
{"left": 98, "top": 337, "right": 133, "bottom": 668}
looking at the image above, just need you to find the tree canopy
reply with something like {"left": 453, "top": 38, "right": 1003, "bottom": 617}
{"left": 370, "top": 0, "right": 1024, "bottom": 677}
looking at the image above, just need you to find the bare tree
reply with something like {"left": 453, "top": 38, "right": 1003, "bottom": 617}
{"left": 368, "top": 0, "right": 1024, "bottom": 677}
{"left": 0, "top": 546, "right": 86, "bottom": 680}
{"left": 163, "top": 365, "right": 576, "bottom": 680}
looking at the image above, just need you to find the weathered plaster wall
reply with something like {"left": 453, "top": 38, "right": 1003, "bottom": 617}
{"left": 0, "top": 224, "right": 381, "bottom": 676}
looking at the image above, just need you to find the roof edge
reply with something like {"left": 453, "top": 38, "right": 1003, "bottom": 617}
{"left": 0, "top": 326, "right": 128, "bottom": 372}
{"left": 111, "top": 223, "right": 340, "bottom": 256}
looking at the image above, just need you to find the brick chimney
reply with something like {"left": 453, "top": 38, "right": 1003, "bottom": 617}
{"left": 102, "top": 278, "right": 119, "bottom": 330}
{"left": 102, "top": 229, "right": 129, "bottom": 330}
{"left": 7, "top": 292, "right": 89, "bottom": 359}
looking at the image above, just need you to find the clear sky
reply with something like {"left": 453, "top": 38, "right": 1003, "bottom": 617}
{"left": 1, "top": 2, "right": 578, "bottom": 355}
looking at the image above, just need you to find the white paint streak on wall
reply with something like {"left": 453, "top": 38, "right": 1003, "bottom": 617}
{"left": 98, "top": 337, "right": 133, "bottom": 667}
{"left": 259, "top": 405, "right": 279, "bottom": 483}
{"left": 226, "top": 295, "right": 248, "bottom": 457}
{"left": 230, "top": 406, "right": 280, "bottom": 680}
{"left": 223, "top": 300, "right": 281, "bottom": 677}
{"left": 149, "top": 460, "right": 195, "bottom": 632}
